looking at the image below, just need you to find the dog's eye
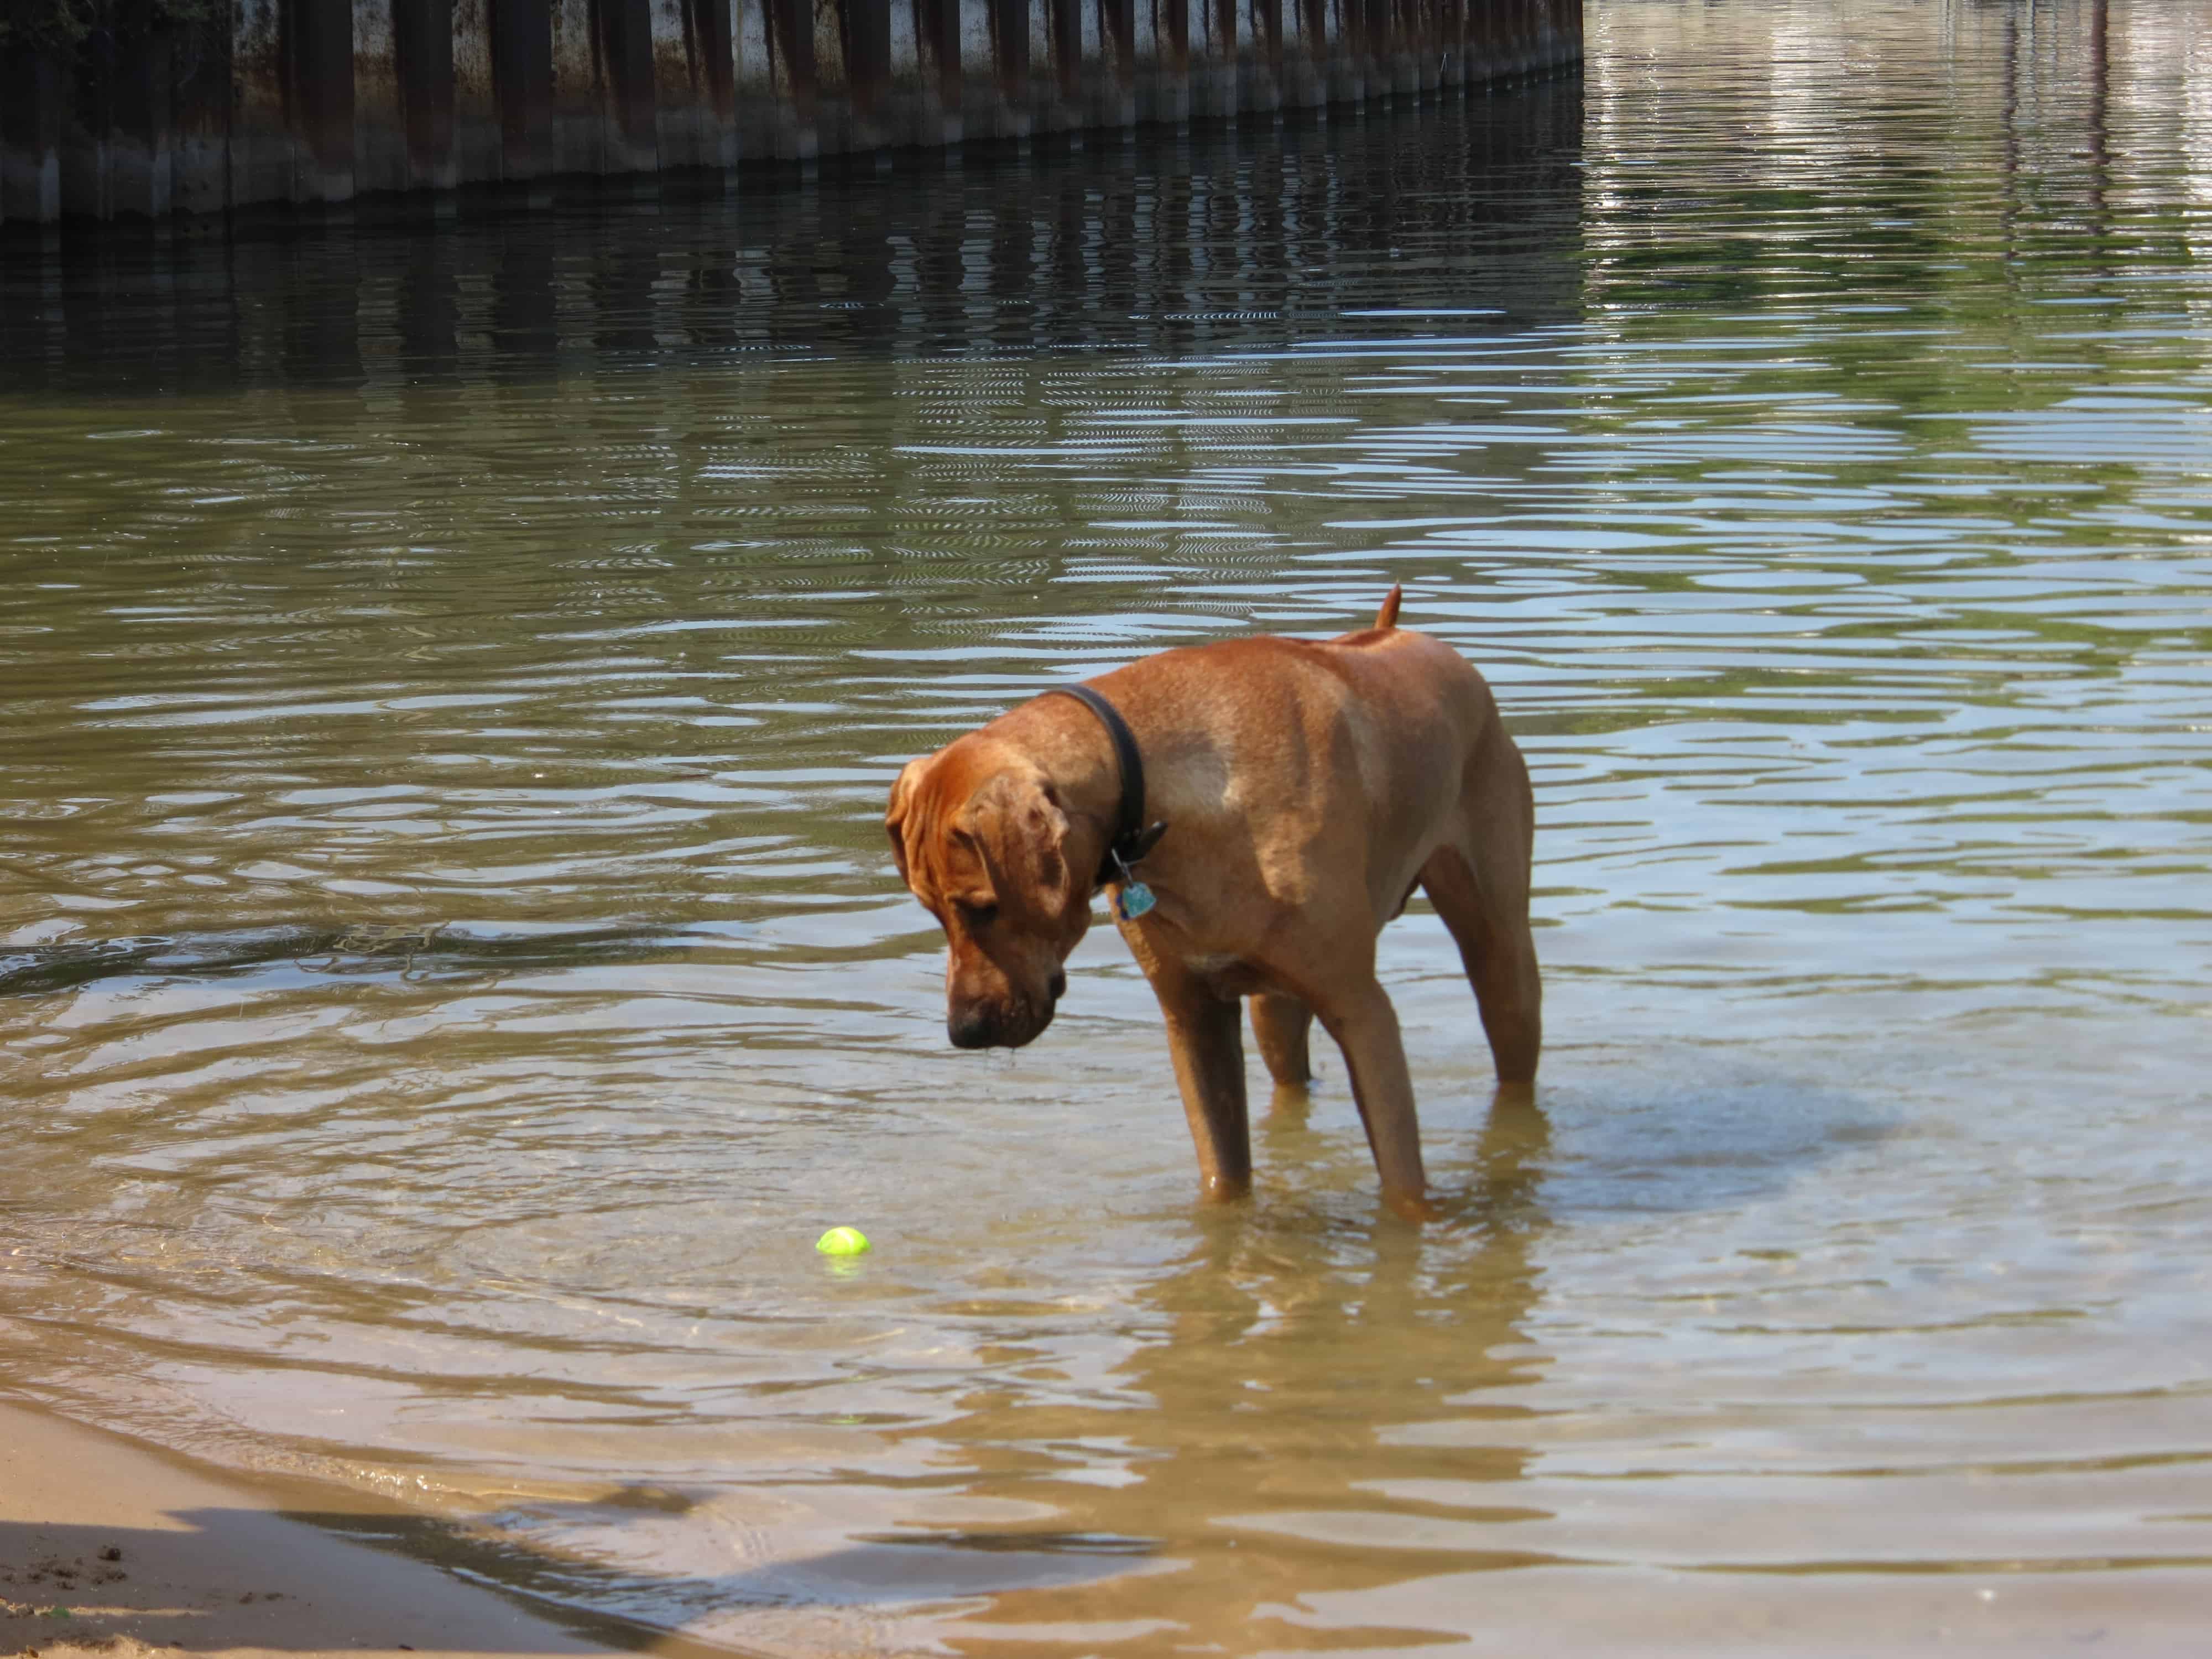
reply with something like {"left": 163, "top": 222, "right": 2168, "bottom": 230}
{"left": 957, "top": 900, "right": 999, "bottom": 928}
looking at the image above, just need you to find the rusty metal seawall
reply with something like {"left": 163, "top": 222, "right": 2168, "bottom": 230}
{"left": 0, "top": 0, "right": 1580, "bottom": 225}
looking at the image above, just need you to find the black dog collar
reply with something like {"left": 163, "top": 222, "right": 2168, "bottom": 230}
{"left": 1041, "top": 684, "right": 1168, "bottom": 892}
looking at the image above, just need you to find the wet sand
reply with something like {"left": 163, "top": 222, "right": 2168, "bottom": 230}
{"left": 0, "top": 1398, "right": 615, "bottom": 1658}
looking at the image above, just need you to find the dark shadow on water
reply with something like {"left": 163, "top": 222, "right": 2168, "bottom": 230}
{"left": 1528, "top": 1057, "right": 1902, "bottom": 1219}
{"left": 0, "top": 81, "right": 1586, "bottom": 398}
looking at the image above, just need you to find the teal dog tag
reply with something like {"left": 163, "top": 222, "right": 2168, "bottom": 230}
{"left": 1114, "top": 881, "right": 1156, "bottom": 922}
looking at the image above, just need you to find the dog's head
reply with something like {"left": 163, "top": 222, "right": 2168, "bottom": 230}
{"left": 885, "top": 737, "right": 1093, "bottom": 1050}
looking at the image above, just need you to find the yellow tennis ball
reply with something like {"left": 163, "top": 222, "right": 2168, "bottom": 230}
{"left": 816, "top": 1225, "right": 871, "bottom": 1256}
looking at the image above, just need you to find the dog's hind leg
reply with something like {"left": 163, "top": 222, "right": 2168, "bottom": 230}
{"left": 1248, "top": 992, "right": 1314, "bottom": 1088}
{"left": 1419, "top": 732, "right": 1542, "bottom": 1084}
{"left": 1312, "top": 979, "right": 1435, "bottom": 1223}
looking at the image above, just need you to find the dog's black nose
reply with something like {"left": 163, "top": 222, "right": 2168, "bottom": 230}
{"left": 1047, "top": 969, "right": 1067, "bottom": 1000}
{"left": 948, "top": 1007, "right": 995, "bottom": 1049}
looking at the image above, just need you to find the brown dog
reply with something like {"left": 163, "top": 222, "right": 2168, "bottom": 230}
{"left": 885, "top": 588, "right": 1540, "bottom": 1221}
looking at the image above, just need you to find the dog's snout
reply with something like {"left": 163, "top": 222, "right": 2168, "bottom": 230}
{"left": 948, "top": 1007, "right": 997, "bottom": 1049}
{"left": 1047, "top": 969, "right": 1067, "bottom": 1001}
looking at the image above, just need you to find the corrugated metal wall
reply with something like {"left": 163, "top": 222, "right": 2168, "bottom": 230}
{"left": 0, "top": 0, "right": 1580, "bottom": 224}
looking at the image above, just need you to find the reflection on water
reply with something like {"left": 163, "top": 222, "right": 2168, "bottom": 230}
{"left": 457, "top": 1089, "right": 1557, "bottom": 1653}
{"left": 0, "top": 84, "right": 1581, "bottom": 395}
{"left": 4, "top": 0, "right": 2212, "bottom": 1652}
{"left": 922, "top": 1089, "right": 1558, "bottom": 1651}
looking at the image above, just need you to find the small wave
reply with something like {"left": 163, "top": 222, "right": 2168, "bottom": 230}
{"left": 0, "top": 923, "right": 693, "bottom": 998}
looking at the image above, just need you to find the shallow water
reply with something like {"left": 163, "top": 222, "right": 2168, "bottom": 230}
{"left": 4, "top": 0, "right": 2211, "bottom": 1651}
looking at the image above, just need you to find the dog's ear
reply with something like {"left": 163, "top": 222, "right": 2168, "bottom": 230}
{"left": 973, "top": 774, "right": 1074, "bottom": 914}
{"left": 1374, "top": 584, "right": 1402, "bottom": 630}
{"left": 1022, "top": 781, "right": 1075, "bottom": 905}
{"left": 884, "top": 758, "right": 924, "bottom": 884}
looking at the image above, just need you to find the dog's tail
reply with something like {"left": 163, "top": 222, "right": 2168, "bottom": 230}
{"left": 1374, "top": 585, "right": 1402, "bottom": 631}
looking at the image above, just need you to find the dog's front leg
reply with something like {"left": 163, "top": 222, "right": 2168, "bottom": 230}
{"left": 1147, "top": 966, "right": 1252, "bottom": 1203}
{"left": 1315, "top": 982, "right": 1437, "bottom": 1224}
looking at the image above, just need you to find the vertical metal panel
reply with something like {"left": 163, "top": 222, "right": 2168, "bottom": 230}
{"left": 698, "top": 0, "right": 738, "bottom": 117}
{"left": 356, "top": 0, "right": 404, "bottom": 192}
{"left": 60, "top": 14, "right": 114, "bottom": 218}
{"left": 1391, "top": 0, "right": 1421, "bottom": 92}
{"left": 112, "top": 0, "right": 176, "bottom": 216}
{"left": 886, "top": 0, "right": 919, "bottom": 134}
{"left": 954, "top": 0, "right": 990, "bottom": 135}
{"left": 769, "top": 0, "right": 818, "bottom": 133}
{"left": 989, "top": 0, "right": 1027, "bottom": 108}
{"left": 665, "top": 0, "right": 736, "bottom": 164}
{"left": 450, "top": 0, "right": 503, "bottom": 183}
{"left": 490, "top": 0, "right": 555, "bottom": 176}
{"left": 232, "top": 0, "right": 290, "bottom": 206}
{"left": 1024, "top": 0, "right": 1051, "bottom": 126}
{"left": 1319, "top": 0, "right": 1352, "bottom": 102}
{"left": 1254, "top": 0, "right": 1281, "bottom": 65}
{"left": 1, "top": 50, "right": 66, "bottom": 223}
{"left": 1097, "top": 0, "right": 1133, "bottom": 85}
{"left": 734, "top": 0, "right": 785, "bottom": 158}
{"left": 1281, "top": 0, "right": 1322, "bottom": 107}
{"left": 596, "top": 0, "right": 659, "bottom": 168}
{"left": 915, "top": 0, "right": 962, "bottom": 126}
{"left": 1149, "top": 0, "right": 1190, "bottom": 124}
{"left": 1188, "top": 0, "right": 1230, "bottom": 119}
{"left": 1246, "top": 0, "right": 1281, "bottom": 113}
{"left": 840, "top": 0, "right": 891, "bottom": 118}
{"left": 171, "top": 5, "right": 232, "bottom": 214}
{"left": 1048, "top": 0, "right": 1079, "bottom": 99}
{"left": 1362, "top": 0, "right": 1388, "bottom": 81}
{"left": 288, "top": 0, "right": 359, "bottom": 200}
{"left": 394, "top": 0, "right": 460, "bottom": 187}
{"left": 813, "top": 0, "right": 848, "bottom": 147}
{"left": 652, "top": 0, "right": 699, "bottom": 166}
{"left": 549, "top": 0, "right": 598, "bottom": 171}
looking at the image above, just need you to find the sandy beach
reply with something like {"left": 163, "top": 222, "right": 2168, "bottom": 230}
{"left": 0, "top": 1397, "right": 632, "bottom": 1659}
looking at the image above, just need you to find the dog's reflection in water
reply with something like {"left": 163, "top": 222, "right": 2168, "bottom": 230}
{"left": 906, "top": 1084, "right": 1556, "bottom": 1653}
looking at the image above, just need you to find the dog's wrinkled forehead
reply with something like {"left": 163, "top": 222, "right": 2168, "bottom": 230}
{"left": 889, "top": 742, "right": 1011, "bottom": 901}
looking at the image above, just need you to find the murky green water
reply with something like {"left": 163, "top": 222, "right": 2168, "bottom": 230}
{"left": 5, "top": 0, "right": 2211, "bottom": 1651}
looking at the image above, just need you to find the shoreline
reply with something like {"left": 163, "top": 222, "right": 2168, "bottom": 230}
{"left": 0, "top": 1395, "right": 686, "bottom": 1658}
